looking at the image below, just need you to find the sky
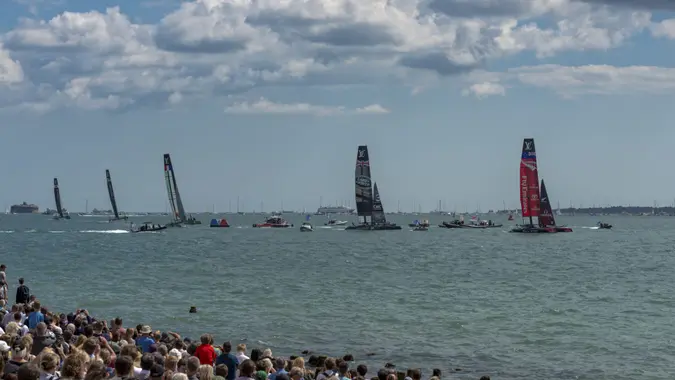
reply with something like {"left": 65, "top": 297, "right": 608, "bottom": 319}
{"left": 2, "top": 0, "right": 675, "bottom": 213}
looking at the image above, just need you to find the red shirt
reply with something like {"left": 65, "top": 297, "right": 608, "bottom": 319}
{"left": 194, "top": 344, "right": 217, "bottom": 365}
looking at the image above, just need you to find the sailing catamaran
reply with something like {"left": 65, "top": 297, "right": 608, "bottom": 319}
{"left": 539, "top": 179, "right": 573, "bottom": 232}
{"left": 164, "top": 154, "right": 201, "bottom": 227}
{"left": 345, "top": 145, "right": 401, "bottom": 231}
{"left": 52, "top": 178, "right": 70, "bottom": 220}
{"left": 106, "top": 170, "right": 128, "bottom": 222}
{"left": 510, "top": 138, "right": 554, "bottom": 233}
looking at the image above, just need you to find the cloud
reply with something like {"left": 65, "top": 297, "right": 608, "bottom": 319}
{"left": 464, "top": 64, "right": 675, "bottom": 98}
{"left": 577, "top": 0, "right": 675, "bottom": 11}
{"left": 224, "top": 97, "right": 390, "bottom": 116}
{"left": 0, "top": 0, "right": 665, "bottom": 111}
{"left": 462, "top": 82, "right": 506, "bottom": 98}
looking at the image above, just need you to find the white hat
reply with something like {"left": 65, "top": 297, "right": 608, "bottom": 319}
{"left": 168, "top": 348, "right": 182, "bottom": 358}
{"left": 0, "top": 341, "right": 9, "bottom": 352}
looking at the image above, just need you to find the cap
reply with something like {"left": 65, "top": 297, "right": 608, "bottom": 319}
{"left": 0, "top": 341, "right": 9, "bottom": 352}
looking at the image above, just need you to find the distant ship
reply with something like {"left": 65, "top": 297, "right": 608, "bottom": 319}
{"left": 315, "top": 205, "right": 355, "bottom": 215}
{"left": 10, "top": 202, "right": 39, "bottom": 214}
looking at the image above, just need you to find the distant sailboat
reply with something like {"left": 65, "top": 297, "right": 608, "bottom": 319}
{"left": 345, "top": 145, "right": 400, "bottom": 231}
{"left": 164, "top": 154, "right": 201, "bottom": 226}
{"left": 539, "top": 179, "right": 572, "bottom": 232}
{"left": 106, "top": 170, "right": 128, "bottom": 222}
{"left": 53, "top": 178, "right": 70, "bottom": 220}
{"left": 510, "top": 138, "right": 553, "bottom": 233}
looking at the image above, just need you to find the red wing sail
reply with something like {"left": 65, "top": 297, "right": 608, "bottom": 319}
{"left": 520, "top": 138, "right": 540, "bottom": 219}
{"left": 538, "top": 179, "right": 556, "bottom": 227}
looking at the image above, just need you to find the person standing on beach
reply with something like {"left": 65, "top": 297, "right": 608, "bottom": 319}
{"left": 215, "top": 342, "right": 237, "bottom": 380}
{"left": 136, "top": 326, "right": 156, "bottom": 353}
{"left": 194, "top": 334, "right": 217, "bottom": 365}
{"left": 0, "top": 264, "right": 8, "bottom": 303}
{"left": 15, "top": 278, "right": 30, "bottom": 305}
{"left": 27, "top": 301, "right": 44, "bottom": 330}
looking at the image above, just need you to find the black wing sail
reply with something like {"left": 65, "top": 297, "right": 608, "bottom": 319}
{"left": 538, "top": 179, "right": 556, "bottom": 227}
{"left": 355, "top": 145, "right": 373, "bottom": 223}
{"left": 53, "top": 178, "right": 64, "bottom": 218}
{"left": 106, "top": 170, "right": 120, "bottom": 219}
{"left": 371, "top": 182, "right": 387, "bottom": 224}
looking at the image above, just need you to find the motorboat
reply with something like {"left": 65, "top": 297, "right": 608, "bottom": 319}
{"left": 597, "top": 222, "right": 612, "bottom": 229}
{"left": 300, "top": 222, "right": 313, "bottom": 232}
{"left": 130, "top": 222, "right": 167, "bottom": 233}
{"left": 439, "top": 220, "right": 462, "bottom": 228}
{"left": 209, "top": 218, "right": 230, "bottom": 228}
{"left": 462, "top": 220, "right": 502, "bottom": 229}
{"left": 184, "top": 215, "right": 202, "bottom": 225}
{"left": 324, "top": 219, "right": 347, "bottom": 226}
{"left": 408, "top": 219, "right": 430, "bottom": 228}
{"left": 253, "top": 215, "right": 293, "bottom": 228}
{"left": 412, "top": 226, "right": 428, "bottom": 231}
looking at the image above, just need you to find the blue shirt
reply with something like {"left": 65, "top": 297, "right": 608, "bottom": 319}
{"left": 269, "top": 369, "right": 288, "bottom": 380}
{"left": 215, "top": 353, "right": 238, "bottom": 380}
{"left": 27, "top": 311, "right": 44, "bottom": 329}
{"left": 135, "top": 336, "right": 155, "bottom": 353}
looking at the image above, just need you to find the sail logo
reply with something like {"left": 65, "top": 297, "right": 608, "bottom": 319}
{"left": 355, "top": 175, "right": 371, "bottom": 188}
{"left": 524, "top": 140, "right": 533, "bottom": 151}
{"left": 521, "top": 160, "right": 537, "bottom": 171}
{"left": 358, "top": 149, "right": 366, "bottom": 158}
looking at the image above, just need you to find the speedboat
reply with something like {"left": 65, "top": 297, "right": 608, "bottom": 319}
{"left": 461, "top": 220, "right": 502, "bottom": 229}
{"left": 253, "top": 215, "right": 293, "bottom": 228}
{"left": 408, "top": 220, "right": 430, "bottom": 228}
{"left": 324, "top": 219, "right": 347, "bottom": 226}
{"left": 439, "top": 220, "right": 462, "bottom": 228}
{"left": 300, "top": 222, "right": 313, "bottom": 232}
{"left": 130, "top": 222, "right": 167, "bottom": 233}
{"left": 597, "top": 222, "right": 612, "bottom": 229}
{"left": 184, "top": 215, "right": 202, "bottom": 225}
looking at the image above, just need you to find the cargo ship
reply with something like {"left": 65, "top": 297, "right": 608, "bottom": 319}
{"left": 10, "top": 202, "right": 39, "bottom": 214}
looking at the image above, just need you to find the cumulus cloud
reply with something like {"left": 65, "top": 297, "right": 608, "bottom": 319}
{"left": 462, "top": 82, "right": 506, "bottom": 98}
{"left": 224, "top": 97, "right": 389, "bottom": 116}
{"left": 464, "top": 64, "right": 675, "bottom": 98}
{"left": 0, "top": 0, "right": 667, "bottom": 111}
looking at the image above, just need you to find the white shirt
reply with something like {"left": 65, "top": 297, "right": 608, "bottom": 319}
{"left": 236, "top": 353, "right": 249, "bottom": 364}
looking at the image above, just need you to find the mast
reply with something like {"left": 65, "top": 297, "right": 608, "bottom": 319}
{"left": 53, "top": 178, "right": 64, "bottom": 218}
{"left": 354, "top": 145, "right": 373, "bottom": 224}
{"left": 106, "top": 169, "right": 120, "bottom": 219}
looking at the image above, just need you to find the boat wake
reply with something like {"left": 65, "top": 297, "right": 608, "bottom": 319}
{"left": 0, "top": 230, "right": 13, "bottom": 233}
{"left": 582, "top": 226, "right": 600, "bottom": 230}
{"left": 81, "top": 229, "right": 129, "bottom": 234}
{"left": 49, "top": 231, "right": 65, "bottom": 233}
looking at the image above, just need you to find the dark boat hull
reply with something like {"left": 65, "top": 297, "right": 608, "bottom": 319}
{"left": 439, "top": 223, "right": 462, "bottom": 228}
{"left": 598, "top": 224, "right": 612, "bottom": 229}
{"left": 210, "top": 224, "right": 230, "bottom": 228}
{"left": 510, "top": 226, "right": 557, "bottom": 233}
{"left": 555, "top": 226, "right": 573, "bottom": 232}
{"left": 408, "top": 223, "right": 430, "bottom": 228}
{"left": 132, "top": 226, "right": 167, "bottom": 233}
{"left": 345, "top": 224, "right": 402, "bottom": 231}
{"left": 253, "top": 224, "right": 292, "bottom": 228}
{"left": 185, "top": 220, "right": 202, "bottom": 225}
{"left": 461, "top": 224, "right": 503, "bottom": 229}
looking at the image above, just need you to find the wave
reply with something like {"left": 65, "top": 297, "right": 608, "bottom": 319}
{"left": 80, "top": 230, "right": 129, "bottom": 234}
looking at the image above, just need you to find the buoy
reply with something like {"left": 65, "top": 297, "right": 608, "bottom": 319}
{"left": 189, "top": 306, "right": 197, "bottom": 313}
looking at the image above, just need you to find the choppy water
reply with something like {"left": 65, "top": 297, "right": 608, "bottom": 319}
{"left": 0, "top": 213, "right": 673, "bottom": 379}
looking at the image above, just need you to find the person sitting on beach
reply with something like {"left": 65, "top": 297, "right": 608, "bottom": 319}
{"left": 136, "top": 326, "right": 155, "bottom": 353}
{"left": 214, "top": 342, "right": 237, "bottom": 380}
{"left": 193, "top": 335, "right": 216, "bottom": 366}
{"left": 235, "top": 344, "right": 248, "bottom": 365}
